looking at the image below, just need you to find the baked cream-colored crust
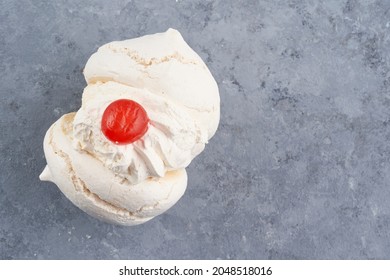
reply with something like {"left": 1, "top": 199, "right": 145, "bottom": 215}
{"left": 40, "top": 113, "right": 187, "bottom": 226}
{"left": 84, "top": 28, "right": 220, "bottom": 138}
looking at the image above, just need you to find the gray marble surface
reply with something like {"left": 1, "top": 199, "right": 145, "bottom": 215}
{"left": 1, "top": 0, "right": 390, "bottom": 259}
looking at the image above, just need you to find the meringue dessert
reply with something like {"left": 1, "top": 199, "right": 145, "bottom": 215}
{"left": 39, "top": 29, "right": 220, "bottom": 225}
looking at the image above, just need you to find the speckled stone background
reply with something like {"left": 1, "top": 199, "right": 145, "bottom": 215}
{"left": 1, "top": 0, "right": 390, "bottom": 259}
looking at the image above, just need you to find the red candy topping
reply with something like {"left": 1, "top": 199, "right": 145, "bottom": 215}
{"left": 101, "top": 99, "right": 149, "bottom": 145}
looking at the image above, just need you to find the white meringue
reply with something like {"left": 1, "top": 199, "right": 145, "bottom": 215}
{"left": 84, "top": 28, "right": 220, "bottom": 138}
{"left": 40, "top": 29, "right": 220, "bottom": 225}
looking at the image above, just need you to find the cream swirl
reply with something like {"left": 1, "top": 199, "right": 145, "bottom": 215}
{"left": 72, "top": 81, "right": 208, "bottom": 184}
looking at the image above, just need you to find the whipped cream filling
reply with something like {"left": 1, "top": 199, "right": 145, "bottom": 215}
{"left": 72, "top": 81, "right": 208, "bottom": 184}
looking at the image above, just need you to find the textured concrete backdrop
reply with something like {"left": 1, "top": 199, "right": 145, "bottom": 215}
{"left": 1, "top": 0, "right": 390, "bottom": 259}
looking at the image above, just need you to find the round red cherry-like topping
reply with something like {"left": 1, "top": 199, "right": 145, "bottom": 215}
{"left": 101, "top": 99, "right": 149, "bottom": 145}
